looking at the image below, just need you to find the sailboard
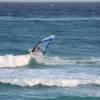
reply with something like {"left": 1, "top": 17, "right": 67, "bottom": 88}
{"left": 29, "top": 35, "right": 55, "bottom": 56}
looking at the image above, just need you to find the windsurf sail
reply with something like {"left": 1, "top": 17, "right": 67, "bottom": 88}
{"left": 31, "top": 35, "right": 55, "bottom": 54}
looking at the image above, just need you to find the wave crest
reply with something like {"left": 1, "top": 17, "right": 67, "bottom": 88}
{"left": 0, "top": 79, "right": 100, "bottom": 87}
{"left": 0, "top": 16, "right": 100, "bottom": 21}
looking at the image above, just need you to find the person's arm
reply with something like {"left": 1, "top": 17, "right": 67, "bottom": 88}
{"left": 31, "top": 41, "right": 41, "bottom": 53}
{"left": 31, "top": 48, "right": 35, "bottom": 52}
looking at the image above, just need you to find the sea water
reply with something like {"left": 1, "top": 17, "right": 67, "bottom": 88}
{"left": 0, "top": 2, "right": 100, "bottom": 100}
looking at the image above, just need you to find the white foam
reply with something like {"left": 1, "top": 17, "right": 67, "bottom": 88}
{"left": 30, "top": 52, "right": 45, "bottom": 64}
{"left": 0, "top": 78, "right": 100, "bottom": 87}
{"left": 0, "top": 54, "right": 31, "bottom": 67}
{"left": 44, "top": 56, "right": 100, "bottom": 65}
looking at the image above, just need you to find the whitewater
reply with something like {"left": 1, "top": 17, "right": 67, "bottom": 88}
{"left": 0, "top": 78, "right": 100, "bottom": 87}
{"left": 0, "top": 54, "right": 100, "bottom": 68}
{"left": 0, "top": 69, "right": 100, "bottom": 88}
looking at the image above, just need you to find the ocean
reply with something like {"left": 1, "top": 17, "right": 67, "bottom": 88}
{"left": 0, "top": 2, "right": 100, "bottom": 100}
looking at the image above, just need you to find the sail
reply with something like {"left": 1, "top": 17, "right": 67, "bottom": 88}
{"left": 35, "top": 35, "right": 55, "bottom": 53}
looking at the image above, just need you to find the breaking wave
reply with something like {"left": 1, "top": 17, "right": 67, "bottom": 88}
{"left": 0, "top": 54, "right": 31, "bottom": 68}
{"left": 0, "top": 54, "right": 100, "bottom": 68}
{"left": 0, "top": 78, "right": 100, "bottom": 87}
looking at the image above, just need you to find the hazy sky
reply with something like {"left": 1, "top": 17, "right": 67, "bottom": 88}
{"left": 0, "top": 0, "right": 100, "bottom": 2}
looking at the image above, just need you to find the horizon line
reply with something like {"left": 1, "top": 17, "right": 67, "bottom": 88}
{"left": 0, "top": 1, "right": 100, "bottom": 3}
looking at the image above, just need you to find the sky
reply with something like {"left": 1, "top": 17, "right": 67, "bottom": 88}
{"left": 0, "top": 0, "right": 100, "bottom": 2}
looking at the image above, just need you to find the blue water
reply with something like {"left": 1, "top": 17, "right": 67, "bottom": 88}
{"left": 0, "top": 2, "right": 100, "bottom": 100}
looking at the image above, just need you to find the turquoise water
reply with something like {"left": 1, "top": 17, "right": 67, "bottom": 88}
{"left": 0, "top": 2, "right": 100, "bottom": 100}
